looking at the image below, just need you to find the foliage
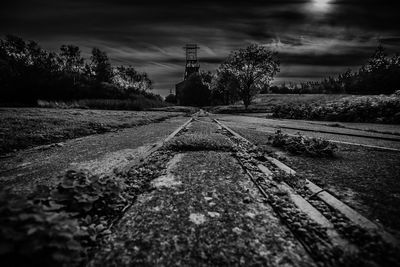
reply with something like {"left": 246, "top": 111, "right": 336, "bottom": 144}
{"left": 113, "top": 65, "right": 152, "bottom": 91}
{"left": 272, "top": 93, "right": 400, "bottom": 124}
{"left": 50, "top": 171, "right": 129, "bottom": 219}
{"left": 0, "top": 35, "right": 159, "bottom": 106}
{"left": 0, "top": 191, "right": 87, "bottom": 267}
{"left": 270, "top": 46, "right": 400, "bottom": 95}
{"left": 0, "top": 170, "right": 132, "bottom": 266}
{"left": 89, "top": 48, "right": 113, "bottom": 83}
{"left": 268, "top": 130, "right": 338, "bottom": 157}
{"left": 216, "top": 44, "right": 279, "bottom": 108}
{"left": 210, "top": 69, "right": 241, "bottom": 105}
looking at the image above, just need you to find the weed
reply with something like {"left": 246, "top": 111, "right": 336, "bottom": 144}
{"left": 272, "top": 93, "right": 400, "bottom": 124}
{"left": 268, "top": 130, "right": 338, "bottom": 157}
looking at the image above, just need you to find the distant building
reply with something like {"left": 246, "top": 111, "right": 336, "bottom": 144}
{"left": 175, "top": 44, "right": 200, "bottom": 104}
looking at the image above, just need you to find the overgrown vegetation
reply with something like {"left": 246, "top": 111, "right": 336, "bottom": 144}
{"left": 267, "top": 46, "right": 400, "bottom": 95}
{"left": 0, "top": 171, "right": 129, "bottom": 266}
{"left": 0, "top": 35, "right": 164, "bottom": 109}
{"left": 0, "top": 147, "right": 174, "bottom": 266}
{"left": 268, "top": 130, "right": 338, "bottom": 157}
{"left": 272, "top": 92, "right": 400, "bottom": 123}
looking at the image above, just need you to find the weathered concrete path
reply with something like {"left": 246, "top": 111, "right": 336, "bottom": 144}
{"left": 92, "top": 117, "right": 312, "bottom": 266}
{"left": 0, "top": 116, "right": 189, "bottom": 194}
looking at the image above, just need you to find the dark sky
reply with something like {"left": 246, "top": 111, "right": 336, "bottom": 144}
{"left": 1, "top": 0, "right": 400, "bottom": 96}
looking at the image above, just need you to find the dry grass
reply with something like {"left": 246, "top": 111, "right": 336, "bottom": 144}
{"left": 0, "top": 108, "right": 183, "bottom": 154}
{"left": 37, "top": 97, "right": 168, "bottom": 111}
{"left": 209, "top": 94, "right": 349, "bottom": 113}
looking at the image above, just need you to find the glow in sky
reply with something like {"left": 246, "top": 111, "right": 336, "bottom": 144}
{"left": 312, "top": 0, "right": 332, "bottom": 12}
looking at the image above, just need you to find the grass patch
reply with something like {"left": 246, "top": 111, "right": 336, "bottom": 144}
{"left": 163, "top": 133, "right": 234, "bottom": 152}
{"left": 268, "top": 130, "right": 338, "bottom": 157}
{"left": 38, "top": 97, "right": 168, "bottom": 111}
{"left": 208, "top": 94, "right": 349, "bottom": 114}
{"left": 0, "top": 108, "right": 183, "bottom": 154}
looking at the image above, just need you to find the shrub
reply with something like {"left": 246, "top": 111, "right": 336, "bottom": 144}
{"left": 0, "top": 171, "right": 131, "bottom": 266}
{"left": 272, "top": 93, "right": 400, "bottom": 124}
{"left": 268, "top": 130, "right": 338, "bottom": 157}
{"left": 50, "top": 170, "right": 129, "bottom": 220}
{"left": 0, "top": 191, "right": 87, "bottom": 267}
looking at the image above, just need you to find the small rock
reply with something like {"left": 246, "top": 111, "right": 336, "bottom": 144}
{"left": 189, "top": 213, "right": 206, "bottom": 225}
{"left": 209, "top": 202, "right": 216, "bottom": 207}
{"left": 207, "top": 211, "right": 220, "bottom": 218}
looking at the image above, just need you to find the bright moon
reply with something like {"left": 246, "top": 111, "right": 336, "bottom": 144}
{"left": 312, "top": 0, "right": 331, "bottom": 12}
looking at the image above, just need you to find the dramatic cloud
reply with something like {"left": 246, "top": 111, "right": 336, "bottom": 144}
{"left": 1, "top": 0, "right": 400, "bottom": 96}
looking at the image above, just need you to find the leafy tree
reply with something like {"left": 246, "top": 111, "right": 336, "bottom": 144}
{"left": 218, "top": 44, "right": 279, "bottom": 108}
{"left": 58, "top": 45, "right": 84, "bottom": 85}
{"left": 211, "top": 69, "right": 241, "bottom": 105}
{"left": 90, "top": 47, "right": 112, "bottom": 83}
{"left": 199, "top": 70, "right": 213, "bottom": 89}
{"left": 356, "top": 46, "right": 400, "bottom": 94}
{"left": 0, "top": 35, "right": 158, "bottom": 105}
{"left": 114, "top": 65, "right": 152, "bottom": 91}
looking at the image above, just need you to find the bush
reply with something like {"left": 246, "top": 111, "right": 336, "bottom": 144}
{"left": 272, "top": 93, "right": 400, "bottom": 124}
{"left": 0, "top": 191, "right": 87, "bottom": 267}
{"left": 0, "top": 171, "right": 131, "bottom": 266}
{"left": 50, "top": 170, "right": 129, "bottom": 219}
{"left": 268, "top": 130, "right": 338, "bottom": 157}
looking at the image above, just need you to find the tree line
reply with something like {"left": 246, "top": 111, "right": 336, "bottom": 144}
{"left": 0, "top": 35, "right": 157, "bottom": 105}
{"left": 168, "top": 45, "right": 400, "bottom": 109}
{"left": 267, "top": 46, "right": 400, "bottom": 95}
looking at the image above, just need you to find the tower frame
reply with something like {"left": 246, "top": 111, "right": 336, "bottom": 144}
{"left": 183, "top": 44, "right": 200, "bottom": 80}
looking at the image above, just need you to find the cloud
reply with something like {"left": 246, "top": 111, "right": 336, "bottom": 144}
{"left": 1, "top": 0, "right": 399, "bottom": 96}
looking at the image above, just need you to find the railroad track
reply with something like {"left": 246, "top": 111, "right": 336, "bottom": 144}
{"left": 212, "top": 117, "right": 400, "bottom": 266}
{"left": 111, "top": 112, "right": 399, "bottom": 266}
